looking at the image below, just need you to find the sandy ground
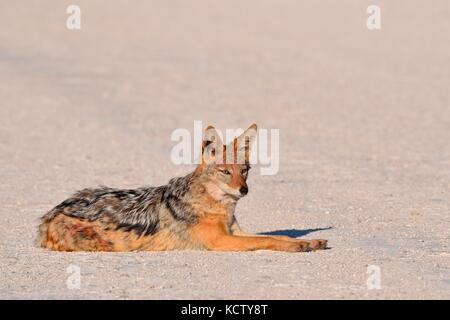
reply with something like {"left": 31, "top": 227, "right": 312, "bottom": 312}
{"left": 0, "top": 1, "right": 449, "bottom": 299}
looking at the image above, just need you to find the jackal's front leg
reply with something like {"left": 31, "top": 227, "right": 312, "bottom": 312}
{"left": 193, "top": 217, "right": 313, "bottom": 252}
{"left": 229, "top": 216, "right": 327, "bottom": 250}
{"left": 206, "top": 235, "right": 312, "bottom": 252}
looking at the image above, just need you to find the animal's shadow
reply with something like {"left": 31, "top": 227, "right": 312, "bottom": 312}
{"left": 259, "top": 227, "right": 332, "bottom": 238}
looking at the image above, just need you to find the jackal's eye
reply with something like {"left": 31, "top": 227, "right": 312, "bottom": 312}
{"left": 219, "top": 168, "right": 231, "bottom": 175}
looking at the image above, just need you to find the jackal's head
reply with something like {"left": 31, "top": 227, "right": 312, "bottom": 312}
{"left": 195, "top": 124, "right": 258, "bottom": 201}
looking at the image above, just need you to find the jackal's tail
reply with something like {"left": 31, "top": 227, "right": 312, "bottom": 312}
{"left": 37, "top": 208, "right": 60, "bottom": 248}
{"left": 37, "top": 210, "right": 113, "bottom": 251}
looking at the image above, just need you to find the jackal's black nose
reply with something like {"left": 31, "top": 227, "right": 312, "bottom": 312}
{"left": 239, "top": 187, "right": 248, "bottom": 196}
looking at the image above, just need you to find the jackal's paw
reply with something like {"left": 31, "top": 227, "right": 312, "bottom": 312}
{"left": 291, "top": 241, "right": 312, "bottom": 252}
{"left": 306, "top": 239, "right": 328, "bottom": 250}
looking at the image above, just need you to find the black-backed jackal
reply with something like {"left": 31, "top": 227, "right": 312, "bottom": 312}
{"left": 38, "top": 124, "right": 328, "bottom": 252}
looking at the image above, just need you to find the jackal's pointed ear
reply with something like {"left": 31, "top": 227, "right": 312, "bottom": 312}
{"left": 227, "top": 124, "right": 258, "bottom": 164}
{"left": 231, "top": 123, "right": 258, "bottom": 164}
{"left": 203, "top": 125, "right": 223, "bottom": 149}
{"left": 202, "top": 125, "right": 223, "bottom": 164}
